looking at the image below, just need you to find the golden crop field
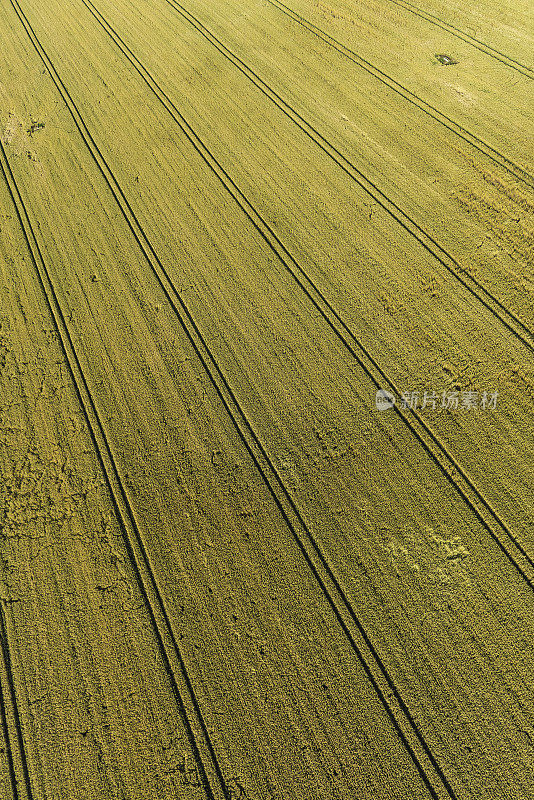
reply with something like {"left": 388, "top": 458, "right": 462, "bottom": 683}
{"left": 0, "top": 0, "right": 532, "bottom": 796}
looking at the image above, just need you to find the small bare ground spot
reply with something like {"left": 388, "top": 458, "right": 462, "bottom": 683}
{"left": 435, "top": 54, "right": 458, "bottom": 65}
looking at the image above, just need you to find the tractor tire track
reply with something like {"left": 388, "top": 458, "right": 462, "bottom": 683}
{"left": 135, "top": 0, "right": 534, "bottom": 350}
{"left": 0, "top": 114, "right": 230, "bottom": 800}
{"left": 264, "top": 0, "right": 533, "bottom": 184}
{"left": 0, "top": 603, "right": 35, "bottom": 800}
{"left": 59, "top": 0, "right": 534, "bottom": 581}
{"left": 0, "top": 94, "right": 458, "bottom": 800}
{"left": 7, "top": 3, "right": 533, "bottom": 798}
{"left": 3, "top": 4, "right": 473, "bottom": 799}
{"left": 386, "top": 0, "right": 534, "bottom": 78}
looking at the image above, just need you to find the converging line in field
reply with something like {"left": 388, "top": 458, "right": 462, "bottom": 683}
{"left": 0, "top": 99, "right": 231, "bottom": 800}
{"left": 264, "top": 0, "right": 534, "bottom": 185}
{"left": 142, "top": 0, "right": 534, "bottom": 352}
{"left": 386, "top": 0, "right": 534, "bottom": 78}
{"left": 5, "top": 2, "right": 534, "bottom": 797}
{"left": 2, "top": 4, "right": 469, "bottom": 795}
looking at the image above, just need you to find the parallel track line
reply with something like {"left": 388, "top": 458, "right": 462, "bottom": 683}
{"left": 0, "top": 128, "right": 457, "bottom": 800}
{"left": 78, "top": 0, "right": 534, "bottom": 580}
{"left": 0, "top": 121, "right": 230, "bottom": 800}
{"left": 387, "top": 0, "right": 534, "bottom": 78}
{"left": 0, "top": 602, "right": 35, "bottom": 800}
{"left": 264, "top": 0, "right": 534, "bottom": 183}
{"left": 153, "top": 0, "right": 534, "bottom": 350}
{"left": 0, "top": 60, "right": 454, "bottom": 800}
{"left": 6, "top": 3, "right": 467, "bottom": 796}
{"left": 8, "top": 4, "right": 533, "bottom": 797}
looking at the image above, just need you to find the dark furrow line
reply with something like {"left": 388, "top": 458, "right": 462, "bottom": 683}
{"left": 0, "top": 145, "right": 447, "bottom": 800}
{"left": 45, "top": 549, "right": 133, "bottom": 798}
{"left": 11, "top": 0, "right": 534, "bottom": 795}
{"left": 0, "top": 668, "right": 20, "bottom": 800}
{"left": 155, "top": 0, "right": 534, "bottom": 350}
{"left": 7, "top": 5, "right": 463, "bottom": 798}
{"left": 80, "top": 0, "right": 534, "bottom": 580}
{"left": 0, "top": 92, "right": 229, "bottom": 800}
{"left": 0, "top": 602, "right": 34, "bottom": 800}
{"left": 387, "top": 0, "right": 534, "bottom": 77}
{"left": 265, "top": 0, "right": 533, "bottom": 186}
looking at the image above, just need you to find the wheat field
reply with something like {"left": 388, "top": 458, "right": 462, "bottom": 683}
{"left": 0, "top": 0, "right": 532, "bottom": 797}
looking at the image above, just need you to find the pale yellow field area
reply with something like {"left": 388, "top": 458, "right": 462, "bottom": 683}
{"left": 0, "top": 0, "right": 532, "bottom": 797}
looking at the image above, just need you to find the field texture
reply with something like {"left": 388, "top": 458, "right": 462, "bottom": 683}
{"left": 0, "top": 0, "right": 533, "bottom": 797}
